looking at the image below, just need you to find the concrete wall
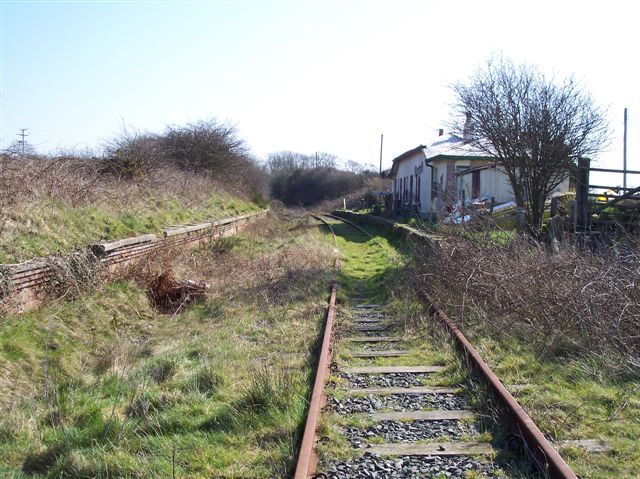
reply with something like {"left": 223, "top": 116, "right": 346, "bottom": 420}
{"left": 0, "top": 211, "right": 267, "bottom": 314}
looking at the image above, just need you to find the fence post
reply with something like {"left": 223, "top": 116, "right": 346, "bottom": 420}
{"left": 550, "top": 196, "right": 559, "bottom": 217}
{"left": 461, "top": 189, "right": 466, "bottom": 222}
{"left": 576, "top": 157, "right": 590, "bottom": 233}
{"left": 515, "top": 207, "right": 526, "bottom": 233}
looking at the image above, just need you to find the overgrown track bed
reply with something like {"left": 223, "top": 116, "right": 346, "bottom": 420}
{"left": 296, "top": 216, "right": 580, "bottom": 479}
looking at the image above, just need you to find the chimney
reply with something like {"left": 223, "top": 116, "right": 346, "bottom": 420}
{"left": 438, "top": 128, "right": 444, "bottom": 137}
{"left": 463, "top": 112, "right": 472, "bottom": 142}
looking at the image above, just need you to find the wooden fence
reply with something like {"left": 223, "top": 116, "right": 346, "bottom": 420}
{"left": 575, "top": 158, "right": 640, "bottom": 235}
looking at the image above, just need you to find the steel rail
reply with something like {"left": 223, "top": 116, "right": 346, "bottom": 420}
{"left": 422, "top": 291, "right": 578, "bottom": 479}
{"left": 323, "top": 213, "right": 373, "bottom": 239}
{"left": 294, "top": 282, "right": 337, "bottom": 479}
{"left": 311, "top": 214, "right": 337, "bottom": 246}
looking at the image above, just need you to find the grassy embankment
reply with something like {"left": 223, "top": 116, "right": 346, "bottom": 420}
{"left": 0, "top": 213, "right": 335, "bottom": 478}
{"left": 0, "top": 193, "right": 260, "bottom": 264}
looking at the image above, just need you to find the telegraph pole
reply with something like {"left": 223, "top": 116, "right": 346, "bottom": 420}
{"left": 379, "top": 133, "right": 384, "bottom": 175}
{"left": 17, "top": 128, "right": 29, "bottom": 154}
{"left": 623, "top": 108, "right": 628, "bottom": 190}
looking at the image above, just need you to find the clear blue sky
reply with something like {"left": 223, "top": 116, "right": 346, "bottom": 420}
{"left": 1, "top": 0, "right": 639, "bottom": 185}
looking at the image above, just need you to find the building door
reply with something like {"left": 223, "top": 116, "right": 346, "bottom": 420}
{"left": 409, "top": 176, "right": 413, "bottom": 207}
{"left": 472, "top": 170, "right": 481, "bottom": 198}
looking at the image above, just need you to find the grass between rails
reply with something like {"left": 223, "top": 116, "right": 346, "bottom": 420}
{"left": 0, "top": 193, "right": 260, "bottom": 264}
{"left": 0, "top": 213, "right": 334, "bottom": 478}
{"left": 315, "top": 220, "right": 531, "bottom": 477}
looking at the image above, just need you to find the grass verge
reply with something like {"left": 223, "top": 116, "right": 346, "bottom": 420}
{"left": 1, "top": 192, "right": 260, "bottom": 264}
{"left": 0, "top": 213, "right": 334, "bottom": 478}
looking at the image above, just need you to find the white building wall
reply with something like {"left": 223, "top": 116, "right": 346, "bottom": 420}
{"left": 458, "top": 167, "right": 514, "bottom": 204}
{"left": 392, "top": 151, "right": 432, "bottom": 216}
{"left": 492, "top": 168, "right": 515, "bottom": 203}
{"left": 457, "top": 167, "right": 570, "bottom": 205}
{"left": 394, "top": 153, "right": 571, "bottom": 215}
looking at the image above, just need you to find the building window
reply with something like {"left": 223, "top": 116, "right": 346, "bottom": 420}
{"left": 472, "top": 170, "right": 481, "bottom": 198}
{"left": 431, "top": 168, "right": 439, "bottom": 200}
{"left": 409, "top": 176, "right": 414, "bottom": 206}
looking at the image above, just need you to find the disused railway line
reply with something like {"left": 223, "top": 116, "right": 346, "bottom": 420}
{"left": 296, "top": 215, "right": 578, "bottom": 479}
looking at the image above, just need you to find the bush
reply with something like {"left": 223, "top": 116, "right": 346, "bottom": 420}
{"left": 412, "top": 219, "right": 640, "bottom": 374}
{"left": 101, "top": 119, "right": 269, "bottom": 200}
{"left": 271, "top": 166, "right": 373, "bottom": 207}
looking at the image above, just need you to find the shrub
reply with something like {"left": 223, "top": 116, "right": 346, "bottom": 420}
{"left": 411, "top": 219, "right": 640, "bottom": 374}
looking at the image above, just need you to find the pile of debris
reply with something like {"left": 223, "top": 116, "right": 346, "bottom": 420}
{"left": 148, "top": 272, "right": 209, "bottom": 313}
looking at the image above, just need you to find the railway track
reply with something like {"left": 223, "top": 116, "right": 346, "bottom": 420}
{"left": 296, "top": 215, "right": 578, "bottom": 479}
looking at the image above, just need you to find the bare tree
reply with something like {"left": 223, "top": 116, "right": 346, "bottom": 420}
{"left": 266, "top": 151, "right": 309, "bottom": 172}
{"left": 452, "top": 57, "right": 609, "bottom": 234}
{"left": 314, "top": 151, "right": 337, "bottom": 169}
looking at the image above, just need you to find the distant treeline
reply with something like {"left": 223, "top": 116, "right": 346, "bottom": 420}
{"left": 267, "top": 151, "right": 379, "bottom": 207}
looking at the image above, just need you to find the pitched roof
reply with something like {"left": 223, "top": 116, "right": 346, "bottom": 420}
{"left": 422, "top": 133, "right": 492, "bottom": 161}
{"left": 390, "top": 133, "right": 494, "bottom": 177}
{"left": 389, "top": 145, "right": 426, "bottom": 176}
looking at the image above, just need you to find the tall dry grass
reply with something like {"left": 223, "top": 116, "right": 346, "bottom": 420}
{"left": 0, "top": 153, "right": 254, "bottom": 213}
{"left": 410, "top": 218, "right": 640, "bottom": 374}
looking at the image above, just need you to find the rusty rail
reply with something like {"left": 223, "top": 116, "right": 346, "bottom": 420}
{"left": 294, "top": 282, "right": 337, "bottom": 479}
{"left": 323, "top": 213, "right": 372, "bottom": 239}
{"left": 311, "top": 214, "right": 337, "bottom": 245}
{"left": 422, "top": 291, "right": 578, "bottom": 479}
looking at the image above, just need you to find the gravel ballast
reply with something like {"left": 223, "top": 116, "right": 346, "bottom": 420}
{"left": 322, "top": 453, "right": 506, "bottom": 478}
{"left": 341, "top": 372, "right": 430, "bottom": 388}
{"left": 344, "top": 420, "right": 479, "bottom": 446}
{"left": 328, "top": 394, "right": 467, "bottom": 414}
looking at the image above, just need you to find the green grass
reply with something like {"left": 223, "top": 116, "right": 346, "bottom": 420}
{"left": 0, "top": 193, "right": 260, "bottom": 263}
{"left": 325, "top": 220, "right": 410, "bottom": 303}
{"left": 0, "top": 219, "right": 334, "bottom": 478}
{"left": 465, "top": 328, "right": 640, "bottom": 479}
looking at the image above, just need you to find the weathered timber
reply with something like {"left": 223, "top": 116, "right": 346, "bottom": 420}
{"left": 344, "top": 350, "right": 409, "bottom": 358}
{"left": 369, "top": 410, "right": 475, "bottom": 421}
{"left": 342, "top": 365, "right": 445, "bottom": 374}
{"left": 162, "top": 223, "right": 212, "bottom": 237}
{"left": 91, "top": 234, "right": 157, "bottom": 256}
{"left": 345, "top": 387, "right": 459, "bottom": 395}
{"left": 343, "top": 336, "right": 402, "bottom": 342}
{"left": 366, "top": 442, "right": 495, "bottom": 456}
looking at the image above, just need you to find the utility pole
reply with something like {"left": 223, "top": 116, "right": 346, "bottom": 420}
{"left": 17, "top": 128, "right": 29, "bottom": 154}
{"left": 623, "top": 108, "right": 628, "bottom": 190}
{"left": 379, "top": 133, "right": 384, "bottom": 175}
